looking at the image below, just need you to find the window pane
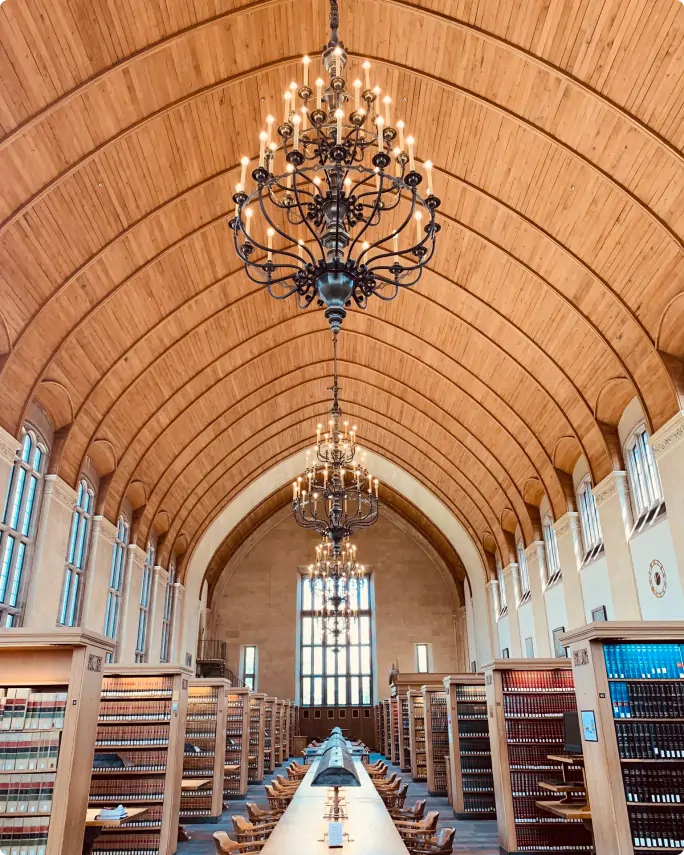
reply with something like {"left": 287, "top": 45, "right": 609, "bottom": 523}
{"left": 349, "top": 617, "right": 359, "bottom": 644}
{"left": 9, "top": 468, "right": 26, "bottom": 529}
{"left": 337, "top": 676, "right": 347, "bottom": 705}
{"left": 302, "top": 646, "right": 312, "bottom": 675}
{"left": 326, "top": 646, "right": 336, "bottom": 675}
{"left": 359, "top": 579, "right": 370, "bottom": 610}
{"left": 313, "top": 646, "right": 323, "bottom": 675}
{"left": 245, "top": 646, "right": 255, "bottom": 673}
{"left": 326, "top": 676, "right": 336, "bottom": 705}
{"left": 302, "top": 616, "right": 312, "bottom": 645}
{"left": 360, "top": 616, "right": 371, "bottom": 644}
{"left": 350, "top": 676, "right": 360, "bottom": 705}
{"left": 349, "top": 645, "right": 360, "bottom": 675}
{"left": 313, "top": 619, "right": 323, "bottom": 645}
{"left": 302, "top": 677, "right": 311, "bottom": 706}
{"left": 313, "top": 677, "right": 323, "bottom": 705}
{"left": 302, "top": 578, "right": 312, "bottom": 610}
{"left": 336, "top": 648, "right": 347, "bottom": 675}
{"left": 361, "top": 676, "right": 371, "bottom": 705}
{"left": 360, "top": 646, "right": 371, "bottom": 675}
{"left": 20, "top": 476, "right": 37, "bottom": 537}
{"left": 416, "top": 644, "right": 428, "bottom": 673}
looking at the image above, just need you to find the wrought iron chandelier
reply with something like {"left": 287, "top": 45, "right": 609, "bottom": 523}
{"left": 229, "top": 0, "right": 441, "bottom": 332}
{"left": 307, "top": 539, "right": 365, "bottom": 652}
{"left": 292, "top": 334, "right": 379, "bottom": 547}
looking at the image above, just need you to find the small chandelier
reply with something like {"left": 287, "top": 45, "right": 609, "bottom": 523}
{"left": 229, "top": 0, "right": 441, "bottom": 332}
{"left": 292, "top": 334, "right": 379, "bottom": 546}
{"left": 308, "top": 539, "right": 365, "bottom": 652}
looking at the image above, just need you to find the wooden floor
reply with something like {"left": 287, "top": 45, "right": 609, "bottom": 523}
{"left": 177, "top": 754, "right": 498, "bottom": 854}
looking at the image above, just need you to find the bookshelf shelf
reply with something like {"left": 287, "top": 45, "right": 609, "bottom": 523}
{"left": 484, "top": 658, "right": 592, "bottom": 855}
{"left": 382, "top": 699, "right": 390, "bottom": 759}
{"left": 563, "top": 621, "right": 684, "bottom": 855}
{"left": 444, "top": 674, "right": 495, "bottom": 820}
{"left": 399, "top": 694, "right": 411, "bottom": 772}
{"left": 248, "top": 693, "right": 266, "bottom": 784}
{"left": 224, "top": 686, "right": 250, "bottom": 799}
{"left": 87, "top": 664, "right": 191, "bottom": 855}
{"left": 0, "top": 629, "right": 114, "bottom": 855}
{"left": 264, "top": 698, "right": 276, "bottom": 774}
{"left": 407, "top": 689, "right": 426, "bottom": 782}
{"left": 423, "top": 685, "right": 448, "bottom": 796}
{"left": 389, "top": 697, "right": 400, "bottom": 766}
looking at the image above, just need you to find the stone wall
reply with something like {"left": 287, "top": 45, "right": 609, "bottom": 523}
{"left": 209, "top": 511, "right": 464, "bottom": 700}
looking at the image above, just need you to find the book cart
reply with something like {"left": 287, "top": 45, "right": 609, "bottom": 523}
{"left": 399, "top": 693, "right": 411, "bottom": 772}
{"left": 248, "top": 693, "right": 266, "bottom": 784}
{"left": 389, "top": 697, "right": 400, "bottom": 765}
{"left": 0, "top": 629, "right": 114, "bottom": 855}
{"left": 224, "top": 687, "right": 250, "bottom": 798}
{"left": 483, "top": 658, "right": 592, "bottom": 855}
{"left": 264, "top": 698, "right": 276, "bottom": 773}
{"left": 443, "top": 674, "right": 495, "bottom": 820}
{"left": 382, "top": 699, "right": 391, "bottom": 759}
{"left": 407, "top": 688, "right": 427, "bottom": 781}
{"left": 87, "top": 664, "right": 191, "bottom": 855}
{"left": 180, "top": 679, "right": 227, "bottom": 823}
{"left": 423, "top": 684, "right": 449, "bottom": 795}
{"left": 563, "top": 621, "right": 684, "bottom": 855}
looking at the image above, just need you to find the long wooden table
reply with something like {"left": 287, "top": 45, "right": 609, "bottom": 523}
{"left": 260, "top": 756, "right": 407, "bottom": 854}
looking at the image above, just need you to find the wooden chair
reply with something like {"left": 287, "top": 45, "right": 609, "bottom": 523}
{"left": 213, "top": 831, "right": 265, "bottom": 853}
{"left": 232, "top": 816, "right": 277, "bottom": 842}
{"left": 265, "top": 784, "right": 291, "bottom": 811}
{"left": 381, "top": 782, "right": 408, "bottom": 810}
{"left": 407, "top": 827, "right": 456, "bottom": 855}
{"left": 246, "top": 802, "right": 283, "bottom": 824}
{"left": 375, "top": 777, "right": 401, "bottom": 794}
{"left": 394, "top": 810, "right": 440, "bottom": 843}
{"left": 275, "top": 774, "right": 299, "bottom": 790}
{"left": 389, "top": 798, "right": 427, "bottom": 821}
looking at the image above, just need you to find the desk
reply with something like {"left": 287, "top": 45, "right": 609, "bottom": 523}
{"left": 83, "top": 807, "right": 149, "bottom": 855}
{"left": 260, "top": 757, "right": 406, "bottom": 855}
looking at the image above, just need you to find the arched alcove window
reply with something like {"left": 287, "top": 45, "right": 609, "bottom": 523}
{"left": 542, "top": 514, "right": 561, "bottom": 585}
{"left": 135, "top": 543, "right": 155, "bottom": 663}
{"left": 517, "top": 540, "right": 531, "bottom": 603}
{"left": 496, "top": 553, "right": 507, "bottom": 617}
{"left": 104, "top": 515, "right": 129, "bottom": 662}
{"left": 0, "top": 427, "right": 48, "bottom": 627}
{"left": 577, "top": 477, "right": 603, "bottom": 562}
{"left": 58, "top": 478, "right": 95, "bottom": 627}
{"left": 299, "top": 573, "right": 374, "bottom": 706}
{"left": 625, "top": 425, "right": 665, "bottom": 532}
{"left": 160, "top": 560, "right": 176, "bottom": 663}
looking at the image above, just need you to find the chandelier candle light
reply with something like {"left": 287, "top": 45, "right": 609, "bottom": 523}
{"left": 229, "top": 0, "right": 441, "bottom": 332}
{"left": 292, "top": 334, "right": 379, "bottom": 546}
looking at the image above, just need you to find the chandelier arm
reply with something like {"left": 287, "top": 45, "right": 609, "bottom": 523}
{"left": 344, "top": 171, "right": 389, "bottom": 260}
{"left": 291, "top": 170, "right": 327, "bottom": 259}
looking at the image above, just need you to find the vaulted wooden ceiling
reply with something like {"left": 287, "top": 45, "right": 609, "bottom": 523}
{"left": 1, "top": 0, "right": 683, "bottom": 581}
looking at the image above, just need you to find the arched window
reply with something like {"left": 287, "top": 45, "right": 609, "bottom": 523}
{"left": 58, "top": 478, "right": 95, "bottom": 627}
{"left": 160, "top": 561, "right": 176, "bottom": 663}
{"left": 496, "top": 553, "right": 507, "bottom": 616}
{"left": 577, "top": 477, "right": 603, "bottom": 562}
{"left": 299, "top": 573, "right": 373, "bottom": 706}
{"left": 517, "top": 541, "right": 531, "bottom": 603}
{"left": 0, "top": 428, "right": 47, "bottom": 627}
{"left": 625, "top": 426, "right": 664, "bottom": 530}
{"left": 104, "top": 516, "right": 129, "bottom": 662}
{"left": 543, "top": 515, "right": 561, "bottom": 585}
{"left": 135, "top": 543, "right": 155, "bottom": 663}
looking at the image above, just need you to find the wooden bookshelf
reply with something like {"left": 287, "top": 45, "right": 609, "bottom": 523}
{"left": 389, "top": 697, "right": 400, "bottom": 765}
{"left": 291, "top": 703, "right": 298, "bottom": 756}
{"left": 264, "top": 697, "right": 276, "bottom": 773}
{"left": 444, "top": 674, "right": 495, "bottom": 820}
{"left": 423, "top": 684, "right": 449, "bottom": 795}
{"left": 248, "top": 693, "right": 265, "bottom": 784}
{"left": 407, "top": 688, "right": 426, "bottom": 781}
{"left": 399, "top": 692, "right": 411, "bottom": 772}
{"left": 181, "top": 679, "right": 226, "bottom": 822}
{"left": 283, "top": 700, "right": 291, "bottom": 762}
{"left": 382, "top": 699, "right": 391, "bottom": 759}
{"left": 0, "top": 629, "right": 114, "bottom": 855}
{"left": 390, "top": 671, "right": 450, "bottom": 697}
{"left": 273, "top": 700, "right": 283, "bottom": 766}
{"left": 374, "top": 703, "right": 382, "bottom": 753}
{"left": 563, "top": 621, "right": 684, "bottom": 855}
{"left": 224, "top": 687, "right": 250, "bottom": 799}
{"left": 88, "top": 664, "right": 191, "bottom": 855}
{"left": 483, "top": 658, "right": 592, "bottom": 855}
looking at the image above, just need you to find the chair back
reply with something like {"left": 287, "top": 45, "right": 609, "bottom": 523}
{"left": 410, "top": 798, "right": 427, "bottom": 819}
{"left": 422, "top": 811, "right": 440, "bottom": 832}
{"left": 435, "top": 827, "right": 456, "bottom": 853}
{"left": 212, "top": 831, "right": 239, "bottom": 853}
{"left": 232, "top": 816, "right": 253, "bottom": 834}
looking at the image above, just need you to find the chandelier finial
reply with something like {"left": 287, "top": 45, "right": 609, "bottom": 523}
{"left": 330, "top": 332, "right": 341, "bottom": 415}
{"left": 328, "top": 0, "right": 340, "bottom": 46}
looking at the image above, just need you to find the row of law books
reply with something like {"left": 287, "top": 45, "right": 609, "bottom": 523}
{"left": 0, "top": 817, "right": 49, "bottom": 855}
{"left": 99, "top": 701, "right": 171, "bottom": 722}
{"left": 95, "top": 725, "right": 169, "bottom": 747}
{"left": 0, "top": 732, "right": 60, "bottom": 771}
{"left": 0, "top": 773, "right": 55, "bottom": 814}
{"left": 101, "top": 676, "right": 173, "bottom": 698}
{"left": 89, "top": 778, "right": 165, "bottom": 801}
{"left": 0, "top": 689, "right": 67, "bottom": 731}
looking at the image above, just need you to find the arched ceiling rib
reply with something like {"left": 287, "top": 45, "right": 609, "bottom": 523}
{"left": 1, "top": 0, "right": 684, "bottom": 575}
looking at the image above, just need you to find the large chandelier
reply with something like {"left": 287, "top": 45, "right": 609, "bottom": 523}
{"left": 229, "top": 0, "right": 441, "bottom": 332}
{"left": 308, "top": 539, "right": 365, "bottom": 652}
{"left": 292, "top": 334, "right": 379, "bottom": 547}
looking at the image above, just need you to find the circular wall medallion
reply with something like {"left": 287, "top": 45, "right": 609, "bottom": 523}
{"left": 648, "top": 559, "right": 667, "bottom": 599}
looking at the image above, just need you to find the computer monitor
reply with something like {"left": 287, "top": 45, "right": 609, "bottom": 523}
{"left": 563, "top": 711, "right": 582, "bottom": 754}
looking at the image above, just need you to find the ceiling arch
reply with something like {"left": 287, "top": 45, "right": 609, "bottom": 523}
{"left": 1, "top": 0, "right": 684, "bottom": 572}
